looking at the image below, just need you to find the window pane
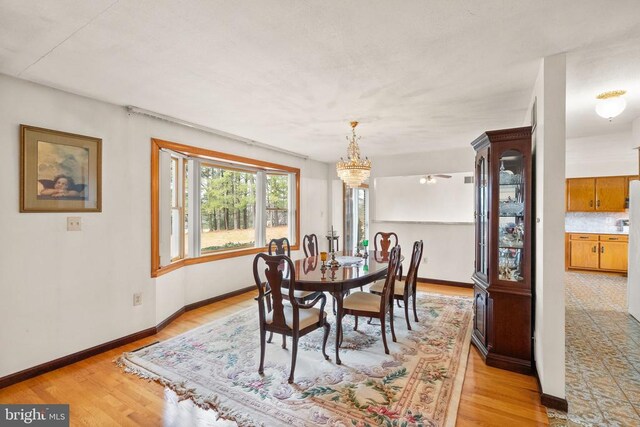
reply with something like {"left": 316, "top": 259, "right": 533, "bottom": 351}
{"left": 266, "top": 174, "right": 289, "bottom": 242}
{"left": 170, "top": 157, "right": 178, "bottom": 208}
{"left": 183, "top": 162, "right": 189, "bottom": 257}
{"left": 357, "top": 187, "right": 369, "bottom": 245}
{"left": 170, "top": 208, "right": 181, "bottom": 260}
{"left": 200, "top": 165, "right": 256, "bottom": 253}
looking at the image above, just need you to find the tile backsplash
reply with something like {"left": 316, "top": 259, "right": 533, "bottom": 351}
{"left": 565, "top": 212, "right": 629, "bottom": 233}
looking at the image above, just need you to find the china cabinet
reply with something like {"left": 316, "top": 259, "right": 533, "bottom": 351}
{"left": 471, "top": 126, "right": 532, "bottom": 374}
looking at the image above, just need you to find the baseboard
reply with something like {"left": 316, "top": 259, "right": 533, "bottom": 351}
{"left": 0, "top": 285, "right": 255, "bottom": 389}
{"left": 533, "top": 365, "right": 569, "bottom": 412}
{"left": 541, "top": 393, "right": 568, "bottom": 412}
{"left": 417, "top": 277, "right": 474, "bottom": 288}
{"left": 184, "top": 285, "right": 254, "bottom": 311}
{"left": 0, "top": 327, "right": 156, "bottom": 389}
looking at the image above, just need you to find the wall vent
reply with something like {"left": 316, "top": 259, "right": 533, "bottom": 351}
{"left": 464, "top": 176, "right": 474, "bottom": 184}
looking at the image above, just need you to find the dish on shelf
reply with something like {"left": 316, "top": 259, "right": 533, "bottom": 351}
{"left": 499, "top": 172, "right": 522, "bottom": 185}
{"left": 499, "top": 201, "right": 524, "bottom": 216}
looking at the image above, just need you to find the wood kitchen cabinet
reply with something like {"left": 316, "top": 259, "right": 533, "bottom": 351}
{"left": 566, "top": 175, "right": 632, "bottom": 212}
{"left": 566, "top": 233, "right": 628, "bottom": 273}
{"left": 569, "top": 235, "right": 599, "bottom": 269}
{"left": 599, "top": 235, "right": 629, "bottom": 271}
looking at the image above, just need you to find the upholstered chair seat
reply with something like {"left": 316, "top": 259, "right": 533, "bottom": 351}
{"left": 369, "top": 280, "right": 405, "bottom": 296}
{"left": 266, "top": 305, "right": 327, "bottom": 330}
{"left": 343, "top": 292, "right": 382, "bottom": 312}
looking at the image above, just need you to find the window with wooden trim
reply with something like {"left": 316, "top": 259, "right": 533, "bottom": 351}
{"left": 151, "top": 138, "right": 300, "bottom": 277}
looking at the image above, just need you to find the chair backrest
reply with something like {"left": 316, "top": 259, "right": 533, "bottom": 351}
{"left": 374, "top": 232, "right": 399, "bottom": 254}
{"left": 405, "top": 240, "right": 424, "bottom": 288}
{"left": 302, "top": 234, "right": 319, "bottom": 257}
{"left": 379, "top": 245, "right": 402, "bottom": 307}
{"left": 268, "top": 237, "right": 291, "bottom": 257}
{"left": 253, "top": 253, "right": 298, "bottom": 331}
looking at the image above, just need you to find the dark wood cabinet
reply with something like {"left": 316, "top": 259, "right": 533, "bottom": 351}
{"left": 471, "top": 126, "right": 533, "bottom": 374}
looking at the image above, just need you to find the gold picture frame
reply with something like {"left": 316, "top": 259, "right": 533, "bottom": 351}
{"left": 20, "top": 125, "right": 102, "bottom": 212}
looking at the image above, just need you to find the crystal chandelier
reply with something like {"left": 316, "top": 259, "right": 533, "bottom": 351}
{"left": 336, "top": 121, "right": 371, "bottom": 188}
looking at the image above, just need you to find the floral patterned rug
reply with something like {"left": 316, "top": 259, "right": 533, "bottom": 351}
{"left": 118, "top": 293, "right": 473, "bottom": 427}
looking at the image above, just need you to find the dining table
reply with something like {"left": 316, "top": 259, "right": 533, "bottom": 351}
{"left": 289, "top": 250, "right": 393, "bottom": 365}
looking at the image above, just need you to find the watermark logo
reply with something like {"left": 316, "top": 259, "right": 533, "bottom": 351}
{"left": 1, "top": 405, "right": 68, "bottom": 426}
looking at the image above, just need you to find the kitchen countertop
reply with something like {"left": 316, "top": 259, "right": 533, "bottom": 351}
{"left": 565, "top": 230, "right": 629, "bottom": 235}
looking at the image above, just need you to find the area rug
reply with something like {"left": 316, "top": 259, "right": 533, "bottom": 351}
{"left": 118, "top": 293, "right": 473, "bottom": 427}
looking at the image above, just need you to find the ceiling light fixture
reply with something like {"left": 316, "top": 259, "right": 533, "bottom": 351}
{"left": 595, "top": 90, "right": 627, "bottom": 121}
{"left": 336, "top": 121, "right": 371, "bottom": 188}
{"left": 419, "top": 174, "right": 452, "bottom": 184}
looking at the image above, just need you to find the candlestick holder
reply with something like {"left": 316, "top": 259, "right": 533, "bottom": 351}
{"left": 329, "top": 251, "right": 340, "bottom": 267}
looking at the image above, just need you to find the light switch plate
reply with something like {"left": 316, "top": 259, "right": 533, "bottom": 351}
{"left": 67, "top": 217, "right": 81, "bottom": 231}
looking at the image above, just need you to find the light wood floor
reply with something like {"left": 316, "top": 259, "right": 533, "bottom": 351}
{"left": 0, "top": 283, "right": 549, "bottom": 426}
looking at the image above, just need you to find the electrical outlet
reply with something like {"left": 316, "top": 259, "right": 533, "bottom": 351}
{"left": 423, "top": 256, "right": 428, "bottom": 264}
{"left": 67, "top": 217, "right": 81, "bottom": 231}
{"left": 133, "top": 293, "right": 142, "bottom": 306}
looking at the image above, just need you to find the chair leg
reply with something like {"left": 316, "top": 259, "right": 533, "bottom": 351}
{"left": 380, "top": 313, "right": 390, "bottom": 354}
{"left": 390, "top": 305, "right": 397, "bottom": 343}
{"left": 413, "top": 291, "right": 419, "bottom": 322}
{"left": 322, "top": 323, "right": 330, "bottom": 360}
{"left": 404, "top": 294, "right": 411, "bottom": 331}
{"left": 288, "top": 334, "right": 299, "bottom": 384}
{"left": 267, "top": 331, "right": 273, "bottom": 343}
{"left": 336, "top": 311, "right": 342, "bottom": 364}
{"left": 396, "top": 299, "right": 402, "bottom": 308}
{"left": 259, "top": 327, "right": 266, "bottom": 375}
{"left": 354, "top": 316, "right": 358, "bottom": 331}
{"left": 282, "top": 334, "right": 287, "bottom": 349}
{"left": 367, "top": 317, "right": 373, "bottom": 325}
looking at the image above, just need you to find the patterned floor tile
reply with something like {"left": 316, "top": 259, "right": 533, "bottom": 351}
{"left": 547, "top": 272, "right": 640, "bottom": 426}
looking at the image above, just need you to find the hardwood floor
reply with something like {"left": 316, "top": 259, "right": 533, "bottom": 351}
{"left": 0, "top": 283, "right": 549, "bottom": 426}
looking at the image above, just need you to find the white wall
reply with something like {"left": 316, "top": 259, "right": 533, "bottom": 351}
{"left": 0, "top": 74, "right": 329, "bottom": 377}
{"left": 526, "top": 55, "right": 566, "bottom": 400}
{"left": 373, "top": 173, "right": 474, "bottom": 223}
{"left": 566, "top": 131, "right": 637, "bottom": 177}
{"left": 365, "top": 147, "right": 476, "bottom": 283}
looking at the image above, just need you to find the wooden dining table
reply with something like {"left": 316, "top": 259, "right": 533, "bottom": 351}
{"left": 289, "top": 250, "right": 393, "bottom": 365}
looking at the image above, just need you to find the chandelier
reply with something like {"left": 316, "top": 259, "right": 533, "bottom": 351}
{"left": 336, "top": 121, "right": 371, "bottom": 188}
{"left": 595, "top": 90, "right": 626, "bottom": 121}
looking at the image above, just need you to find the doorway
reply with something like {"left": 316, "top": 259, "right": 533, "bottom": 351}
{"left": 343, "top": 184, "right": 369, "bottom": 252}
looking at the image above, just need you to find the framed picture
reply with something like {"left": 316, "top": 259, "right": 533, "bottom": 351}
{"left": 20, "top": 125, "right": 102, "bottom": 212}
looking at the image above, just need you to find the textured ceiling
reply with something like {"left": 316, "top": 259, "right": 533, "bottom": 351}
{"left": 1, "top": 1, "right": 639, "bottom": 161}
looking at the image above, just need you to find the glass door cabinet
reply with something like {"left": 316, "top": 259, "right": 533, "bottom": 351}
{"left": 471, "top": 127, "right": 533, "bottom": 374}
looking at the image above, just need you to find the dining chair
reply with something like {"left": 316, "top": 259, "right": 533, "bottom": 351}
{"left": 268, "top": 237, "right": 321, "bottom": 303}
{"left": 372, "top": 231, "right": 403, "bottom": 287}
{"left": 339, "top": 245, "right": 401, "bottom": 355}
{"left": 370, "top": 240, "right": 423, "bottom": 330}
{"left": 268, "top": 237, "right": 291, "bottom": 257}
{"left": 302, "top": 234, "right": 319, "bottom": 257}
{"left": 253, "top": 253, "right": 330, "bottom": 383}
{"left": 374, "top": 231, "right": 399, "bottom": 254}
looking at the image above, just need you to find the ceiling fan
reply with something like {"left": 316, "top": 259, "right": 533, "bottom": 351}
{"left": 419, "top": 174, "right": 452, "bottom": 184}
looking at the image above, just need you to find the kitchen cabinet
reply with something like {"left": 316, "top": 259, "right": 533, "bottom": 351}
{"left": 566, "top": 178, "right": 596, "bottom": 211}
{"left": 566, "top": 176, "right": 632, "bottom": 212}
{"left": 569, "top": 235, "right": 599, "bottom": 269}
{"left": 471, "top": 126, "right": 532, "bottom": 374}
{"left": 566, "top": 233, "right": 628, "bottom": 273}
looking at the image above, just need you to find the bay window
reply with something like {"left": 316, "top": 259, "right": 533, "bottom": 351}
{"left": 151, "top": 138, "right": 300, "bottom": 277}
